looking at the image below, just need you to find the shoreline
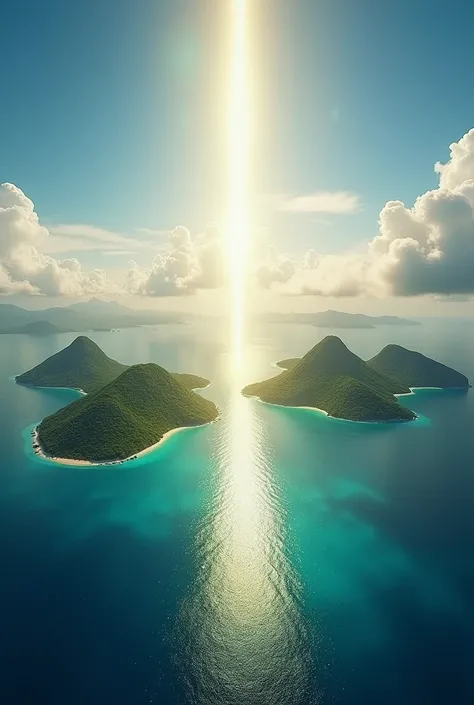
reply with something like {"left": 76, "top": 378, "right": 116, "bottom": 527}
{"left": 31, "top": 418, "right": 217, "bottom": 468}
{"left": 24, "top": 375, "right": 217, "bottom": 467}
{"left": 395, "top": 385, "right": 469, "bottom": 397}
{"left": 244, "top": 393, "right": 417, "bottom": 425}
{"left": 15, "top": 378, "right": 87, "bottom": 395}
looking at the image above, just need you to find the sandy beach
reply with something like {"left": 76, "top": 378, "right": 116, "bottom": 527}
{"left": 31, "top": 420, "right": 216, "bottom": 468}
{"left": 248, "top": 393, "right": 417, "bottom": 425}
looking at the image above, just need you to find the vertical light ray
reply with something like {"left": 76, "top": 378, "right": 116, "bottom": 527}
{"left": 227, "top": 0, "right": 251, "bottom": 371}
{"left": 176, "top": 4, "right": 315, "bottom": 702}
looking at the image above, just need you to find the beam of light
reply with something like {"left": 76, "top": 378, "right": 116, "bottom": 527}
{"left": 175, "top": 4, "right": 315, "bottom": 701}
{"left": 227, "top": 0, "right": 251, "bottom": 373}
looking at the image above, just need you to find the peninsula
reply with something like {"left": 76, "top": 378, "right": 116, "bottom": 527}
{"left": 37, "top": 364, "right": 218, "bottom": 463}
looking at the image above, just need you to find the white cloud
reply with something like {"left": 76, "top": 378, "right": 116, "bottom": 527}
{"left": 125, "top": 225, "right": 224, "bottom": 297}
{"left": 0, "top": 183, "right": 118, "bottom": 296}
{"left": 261, "top": 128, "right": 474, "bottom": 298}
{"left": 435, "top": 128, "right": 474, "bottom": 190}
{"left": 45, "top": 223, "right": 155, "bottom": 254}
{"left": 277, "top": 190, "right": 362, "bottom": 215}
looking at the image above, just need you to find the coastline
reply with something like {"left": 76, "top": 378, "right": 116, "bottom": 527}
{"left": 31, "top": 418, "right": 217, "bottom": 468}
{"left": 24, "top": 375, "right": 216, "bottom": 467}
{"left": 395, "top": 385, "right": 468, "bottom": 397}
{"left": 244, "top": 393, "right": 417, "bottom": 425}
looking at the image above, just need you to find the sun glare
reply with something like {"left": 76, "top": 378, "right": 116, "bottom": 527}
{"left": 227, "top": 0, "right": 251, "bottom": 373}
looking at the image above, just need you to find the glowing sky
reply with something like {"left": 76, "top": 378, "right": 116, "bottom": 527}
{"left": 2, "top": 0, "right": 474, "bottom": 316}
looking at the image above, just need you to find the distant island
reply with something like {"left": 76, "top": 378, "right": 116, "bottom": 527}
{"left": 0, "top": 320, "right": 67, "bottom": 336}
{"left": 243, "top": 336, "right": 469, "bottom": 422}
{"left": 17, "top": 337, "right": 218, "bottom": 463}
{"left": 0, "top": 297, "right": 186, "bottom": 335}
{"left": 261, "top": 310, "right": 420, "bottom": 328}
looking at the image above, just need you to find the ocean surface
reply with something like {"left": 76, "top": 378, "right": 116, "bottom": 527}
{"left": 1, "top": 319, "right": 474, "bottom": 704}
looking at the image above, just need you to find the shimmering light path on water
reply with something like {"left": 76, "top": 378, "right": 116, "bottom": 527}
{"left": 177, "top": 388, "right": 314, "bottom": 704}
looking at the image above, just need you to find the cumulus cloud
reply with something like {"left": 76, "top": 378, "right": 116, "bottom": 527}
{"left": 125, "top": 225, "right": 224, "bottom": 297}
{"left": 262, "top": 128, "right": 474, "bottom": 298}
{"left": 277, "top": 190, "right": 362, "bottom": 215}
{"left": 0, "top": 182, "right": 117, "bottom": 296}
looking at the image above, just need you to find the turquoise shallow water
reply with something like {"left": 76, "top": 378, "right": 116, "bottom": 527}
{"left": 1, "top": 320, "right": 474, "bottom": 704}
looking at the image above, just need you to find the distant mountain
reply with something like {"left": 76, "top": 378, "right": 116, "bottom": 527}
{"left": 243, "top": 336, "right": 416, "bottom": 422}
{"left": 0, "top": 299, "right": 186, "bottom": 334}
{"left": 261, "top": 310, "right": 420, "bottom": 328}
{"left": 0, "top": 320, "right": 68, "bottom": 335}
{"left": 16, "top": 336, "right": 128, "bottom": 393}
{"left": 37, "top": 363, "right": 219, "bottom": 462}
{"left": 368, "top": 345, "right": 469, "bottom": 389}
{"left": 67, "top": 297, "right": 132, "bottom": 315}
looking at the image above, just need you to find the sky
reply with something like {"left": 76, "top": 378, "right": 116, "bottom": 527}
{"left": 2, "top": 0, "right": 474, "bottom": 316}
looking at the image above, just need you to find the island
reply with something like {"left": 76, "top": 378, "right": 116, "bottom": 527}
{"left": 16, "top": 336, "right": 128, "bottom": 393}
{"left": 276, "top": 342, "right": 470, "bottom": 389}
{"left": 0, "top": 320, "right": 68, "bottom": 336}
{"left": 367, "top": 344, "right": 470, "bottom": 389}
{"left": 0, "top": 297, "right": 186, "bottom": 335}
{"left": 16, "top": 336, "right": 211, "bottom": 394}
{"left": 261, "top": 310, "right": 420, "bottom": 328}
{"left": 243, "top": 336, "right": 416, "bottom": 422}
{"left": 37, "top": 363, "right": 219, "bottom": 463}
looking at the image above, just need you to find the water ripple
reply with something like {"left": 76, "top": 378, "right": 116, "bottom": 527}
{"left": 176, "top": 394, "right": 320, "bottom": 704}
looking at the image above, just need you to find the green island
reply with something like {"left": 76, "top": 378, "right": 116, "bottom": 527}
{"left": 243, "top": 336, "right": 469, "bottom": 422}
{"left": 368, "top": 344, "right": 470, "bottom": 389}
{"left": 16, "top": 336, "right": 210, "bottom": 393}
{"left": 17, "top": 337, "right": 218, "bottom": 462}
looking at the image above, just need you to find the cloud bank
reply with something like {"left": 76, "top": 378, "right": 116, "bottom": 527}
{"left": 260, "top": 128, "right": 474, "bottom": 298}
{"left": 0, "top": 183, "right": 118, "bottom": 296}
{"left": 125, "top": 225, "right": 223, "bottom": 297}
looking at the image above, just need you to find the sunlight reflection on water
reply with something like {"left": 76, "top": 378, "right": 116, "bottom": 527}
{"left": 177, "top": 380, "right": 318, "bottom": 704}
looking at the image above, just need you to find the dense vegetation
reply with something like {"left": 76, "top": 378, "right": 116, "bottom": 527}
{"left": 243, "top": 336, "right": 415, "bottom": 422}
{"left": 368, "top": 344, "right": 469, "bottom": 389}
{"left": 16, "top": 336, "right": 212, "bottom": 395}
{"left": 171, "top": 373, "right": 210, "bottom": 390}
{"left": 16, "top": 336, "right": 128, "bottom": 393}
{"left": 38, "top": 364, "right": 218, "bottom": 462}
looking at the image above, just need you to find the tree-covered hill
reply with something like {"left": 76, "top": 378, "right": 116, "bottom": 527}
{"left": 16, "top": 336, "right": 128, "bottom": 393}
{"left": 16, "top": 337, "right": 212, "bottom": 394}
{"left": 243, "top": 336, "right": 415, "bottom": 422}
{"left": 368, "top": 344, "right": 469, "bottom": 389}
{"left": 38, "top": 364, "right": 219, "bottom": 462}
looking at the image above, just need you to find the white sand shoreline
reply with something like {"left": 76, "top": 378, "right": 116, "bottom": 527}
{"left": 23, "top": 375, "right": 216, "bottom": 467}
{"left": 244, "top": 394, "right": 416, "bottom": 425}
{"left": 31, "top": 419, "right": 217, "bottom": 468}
{"left": 395, "top": 385, "right": 468, "bottom": 397}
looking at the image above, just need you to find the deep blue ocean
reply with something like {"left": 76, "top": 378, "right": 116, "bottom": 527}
{"left": 1, "top": 319, "right": 474, "bottom": 704}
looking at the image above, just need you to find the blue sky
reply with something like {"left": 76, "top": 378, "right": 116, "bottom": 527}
{"left": 2, "top": 0, "right": 474, "bottom": 313}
